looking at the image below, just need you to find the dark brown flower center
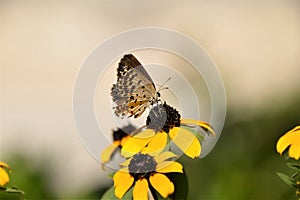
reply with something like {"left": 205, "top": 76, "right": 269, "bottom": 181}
{"left": 128, "top": 153, "right": 157, "bottom": 178}
{"left": 146, "top": 102, "right": 181, "bottom": 133}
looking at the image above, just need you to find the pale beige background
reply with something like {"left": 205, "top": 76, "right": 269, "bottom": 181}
{"left": 1, "top": 0, "right": 300, "bottom": 197}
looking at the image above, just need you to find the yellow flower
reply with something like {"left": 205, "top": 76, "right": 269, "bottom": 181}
{"left": 121, "top": 103, "right": 215, "bottom": 159}
{"left": 0, "top": 161, "right": 11, "bottom": 187}
{"left": 277, "top": 126, "right": 300, "bottom": 160}
{"left": 113, "top": 151, "right": 183, "bottom": 199}
{"left": 100, "top": 125, "right": 135, "bottom": 164}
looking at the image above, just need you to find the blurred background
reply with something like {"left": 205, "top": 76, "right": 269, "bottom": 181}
{"left": 1, "top": 0, "right": 300, "bottom": 199}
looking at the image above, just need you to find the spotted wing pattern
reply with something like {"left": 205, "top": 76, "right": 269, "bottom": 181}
{"left": 111, "top": 54, "right": 159, "bottom": 118}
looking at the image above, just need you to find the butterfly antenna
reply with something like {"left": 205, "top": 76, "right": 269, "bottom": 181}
{"left": 130, "top": 125, "right": 147, "bottom": 136}
{"left": 158, "top": 77, "right": 171, "bottom": 92}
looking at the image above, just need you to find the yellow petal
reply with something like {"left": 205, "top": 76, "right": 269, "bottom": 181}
{"left": 0, "top": 162, "right": 10, "bottom": 170}
{"left": 154, "top": 151, "right": 179, "bottom": 163}
{"left": 277, "top": 126, "right": 300, "bottom": 159}
{"left": 120, "top": 136, "right": 131, "bottom": 147}
{"left": 276, "top": 132, "right": 293, "bottom": 155}
{"left": 118, "top": 167, "right": 129, "bottom": 173}
{"left": 156, "top": 161, "right": 183, "bottom": 173}
{"left": 133, "top": 178, "right": 149, "bottom": 200}
{"left": 121, "top": 130, "right": 155, "bottom": 158}
{"left": 113, "top": 170, "right": 134, "bottom": 199}
{"left": 100, "top": 141, "right": 120, "bottom": 164}
{"left": 0, "top": 168, "right": 9, "bottom": 186}
{"left": 142, "top": 132, "right": 167, "bottom": 156}
{"left": 181, "top": 119, "right": 216, "bottom": 136}
{"left": 289, "top": 142, "right": 300, "bottom": 160}
{"left": 169, "top": 127, "right": 201, "bottom": 158}
{"left": 149, "top": 173, "right": 174, "bottom": 198}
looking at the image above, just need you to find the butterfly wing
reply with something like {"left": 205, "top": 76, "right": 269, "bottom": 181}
{"left": 116, "top": 54, "right": 155, "bottom": 83}
{"left": 111, "top": 54, "right": 158, "bottom": 118}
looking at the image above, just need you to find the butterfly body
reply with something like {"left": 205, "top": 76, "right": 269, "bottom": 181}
{"left": 111, "top": 54, "right": 160, "bottom": 118}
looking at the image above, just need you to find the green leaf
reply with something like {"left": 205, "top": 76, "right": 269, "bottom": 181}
{"left": 122, "top": 187, "right": 133, "bottom": 200}
{"left": 283, "top": 152, "right": 290, "bottom": 160}
{"left": 108, "top": 171, "right": 116, "bottom": 179}
{"left": 5, "top": 188, "right": 25, "bottom": 194}
{"left": 100, "top": 186, "right": 117, "bottom": 200}
{"left": 287, "top": 163, "right": 300, "bottom": 172}
{"left": 277, "top": 172, "right": 297, "bottom": 188}
{"left": 0, "top": 187, "right": 25, "bottom": 200}
{"left": 100, "top": 186, "right": 133, "bottom": 200}
{"left": 155, "top": 191, "right": 171, "bottom": 200}
{"left": 292, "top": 172, "right": 300, "bottom": 179}
{"left": 0, "top": 187, "right": 25, "bottom": 195}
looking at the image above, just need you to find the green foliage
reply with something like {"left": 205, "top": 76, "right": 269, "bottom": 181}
{"left": 183, "top": 96, "right": 300, "bottom": 199}
{"left": 100, "top": 186, "right": 133, "bottom": 200}
{"left": 277, "top": 172, "right": 297, "bottom": 188}
{"left": 0, "top": 186, "right": 25, "bottom": 200}
{"left": 100, "top": 186, "right": 117, "bottom": 200}
{"left": 287, "top": 163, "right": 300, "bottom": 172}
{"left": 2, "top": 154, "right": 57, "bottom": 199}
{"left": 107, "top": 171, "right": 116, "bottom": 179}
{"left": 122, "top": 187, "right": 134, "bottom": 200}
{"left": 276, "top": 161, "right": 300, "bottom": 198}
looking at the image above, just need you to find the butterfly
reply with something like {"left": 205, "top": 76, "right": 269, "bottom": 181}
{"left": 111, "top": 54, "right": 160, "bottom": 118}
